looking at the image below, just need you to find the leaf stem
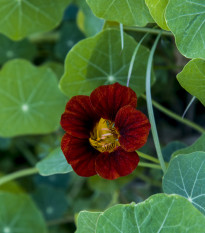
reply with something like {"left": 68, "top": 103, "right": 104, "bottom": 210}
{"left": 138, "top": 162, "right": 161, "bottom": 170}
{"left": 0, "top": 167, "right": 39, "bottom": 186}
{"left": 146, "top": 33, "right": 167, "bottom": 174}
{"left": 124, "top": 26, "right": 173, "bottom": 37}
{"left": 141, "top": 95, "right": 205, "bottom": 134}
{"left": 137, "top": 151, "right": 160, "bottom": 164}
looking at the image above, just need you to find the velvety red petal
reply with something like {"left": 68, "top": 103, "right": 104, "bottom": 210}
{"left": 115, "top": 106, "right": 151, "bottom": 152}
{"left": 61, "top": 133, "right": 100, "bottom": 177}
{"left": 90, "top": 83, "right": 137, "bottom": 121}
{"left": 60, "top": 95, "right": 100, "bottom": 138}
{"left": 95, "top": 148, "right": 139, "bottom": 180}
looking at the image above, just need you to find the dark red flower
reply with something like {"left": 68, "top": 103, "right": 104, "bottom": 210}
{"left": 61, "top": 83, "right": 151, "bottom": 180}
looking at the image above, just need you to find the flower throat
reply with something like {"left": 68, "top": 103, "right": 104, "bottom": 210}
{"left": 89, "top": 118, "right": 120, "bottom": 153}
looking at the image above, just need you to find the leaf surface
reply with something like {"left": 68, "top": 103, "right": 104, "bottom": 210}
{"left": 163, "top": 152, "right": 205, "bottom": 214}
{"left": 0, "top": 59, "right": 65, "bottom": 137}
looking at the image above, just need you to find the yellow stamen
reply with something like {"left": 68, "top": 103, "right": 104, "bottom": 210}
{"left": 89, "top": 118, "right": 120, "bottom": 153}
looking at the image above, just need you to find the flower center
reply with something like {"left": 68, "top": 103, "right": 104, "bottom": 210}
{"left": 89, "top": 118, "right": 120, "bottom": 153}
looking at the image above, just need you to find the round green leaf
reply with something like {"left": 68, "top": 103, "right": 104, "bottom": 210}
{"left": 0, "top": 59, "right": 65, "bottom": 137}
{"left": 165, "top": 0, "right": 205, "bottom": 59}
{"left": 76, "top": 211, "right": 102, "bottom": 233}
{"left": 163, "top": 152, "right": 205, "bottom": 215}
{"left": 0, "top": 34, "right": 36, "bottom": 65}
{"left": 0, "top": 0, "right": 71, "bottom": 40}
{"left": 145, "top": 0, "right": 169, "bottom": 30}
{"left": 95, "top": 194, "right": 205, "bottom": 233}
{"left": 0, "top": 192, "right": 47, "bottom": 233}
{"left": 172, "top": 134, "right": 205, "bottom": 158}
{"left": 177, "top": 59, "right": 205, "bottom": 106}
{"left": 60, "top": 29, "right": 154, "bottom": 97}
{"left": 36, "top": 147, "right": 73, "bottom": 176}
{"left": 87, "top": 0, "right": 153, "bottom": 26}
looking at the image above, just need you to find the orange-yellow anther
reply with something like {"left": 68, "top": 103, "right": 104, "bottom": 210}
{"left": 89, "top": 118, "right": 120, "bottom": 153}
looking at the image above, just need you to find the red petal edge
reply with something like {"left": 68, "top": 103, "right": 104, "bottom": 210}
{"left": 90, "top": 83, "right": 137, "bottom": 121}
{"left": 115, "top": 105, "right": 151, "bottom": 152}
{"left": 61, "top": 133, "right": 100, "bottom": 177}
{"left": 95, "top": 148, "right": 140, "bottom": 180}
{"left": 60, "top": 95, "right": 100, "bottom": 139}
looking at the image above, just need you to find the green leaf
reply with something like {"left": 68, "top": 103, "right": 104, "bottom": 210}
{"left": 54, "top": 22, "right": 85, "bottom": 61}
{"left": 0, "top": 0, "right": 71, "bottom": 40}
{"left": 36, "top": 147, "right": 73, "bottom": 176}
{"left": 163, "top": 152, "right": 205, "bottom": 215}
{"left": 76, "top": 194, "right": 205, "bottom": 233}
{"left": 145, "top": 0, "right": 169, "bottom": 30}
{"left": 76, "top": 0, "right": 104, "bottom": 37}
{"left": 76, "top": 211, "right": 101, "bottom": 233}
{"left": 86, "top": 0, "right": 153, "bottom": 26}
{"left": 0, "top": 192, "right": 47, "bottom": 233}
{"left": 177, "top": 59, "right": 205, "bottom": 106}
{"left": 165, "top": 0, "right": 205, "bottom": 59}
{"left": 60, "top": 29, "right": 154, "bottom": 97}
{"left": 0, "top": 59, "right": 65, "bottom": 137}
{"left": 42, "top": 62, "right": 64, "bottom": 80}
{"left": 162, "top": 141, "right": 187, "bottom": 162}
{"left": 32, "top": 185, "right": 68, "bottom": 221}
{"left": 0, "top": 34, "right": 36, "bottom": 64}
{"left": 172, "top": 134, "right": 205, "bottom": 158}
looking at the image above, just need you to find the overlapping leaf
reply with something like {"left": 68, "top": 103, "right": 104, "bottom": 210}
{"left": 166, "top": 0, "right": 205, "bottom": 59}
{"left": 36, "top": 147, "right": 72, "bottom": 176}
{"left": 60, "top": 29, "right": 154, "bottom": 97}
{"left": 86, "top": 0, "right": 153, "bottom": 26}
{"left": 76, "top": 211, "right": 101, "bottom": 233}
{"left": 0, "top": 0, "right": 71, "bottom": 40}
{"left": 0, "top": 59, "right": 65, "bottom": 137}
{"left": 145, "top": 0, "right": 169, "bottom": 30}
{"left": 172, "top": 134, "right": 205, "bottom": 158}
{"left": 177, "top": 59, "right": 205, "bottom": 106}
{"left": 163, "top": 152, "right": 205, "bottom": 214}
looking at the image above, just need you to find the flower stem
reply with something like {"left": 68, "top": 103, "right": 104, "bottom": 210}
{"left": 123, "top": 26, "right": 173, "bottom": 37}
{"left": 141, "top": 95, "right": 205, "bottom": 134}
{"left": 0, "top": 167, "right": 39, "bottom": 186}
{"left": 138, "top": 162, "right": 161, "bottom": 170}
{"left": 137, "top": 151, "right": 160, "bottom": 164}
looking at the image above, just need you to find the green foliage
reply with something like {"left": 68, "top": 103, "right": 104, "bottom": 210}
{"left": 162, "top": 141, "right": 187, "bottom": 162}
{"left": 177, "top": 59, "right": 205, "bottom": 106}
{"left": 0, "top": 34, "right": 36, "bottom": 64}
{"left": 145, "top": 0, "right": 169, "bottom": 30}
{"left": 0, "top": 192, "right": 47, "bottom": 233}
{"left": 86, "top": 0, "right": 153, "bottom": 26}
{"left": 0, "top": 59, "right": 65, "bottom": 137}
{"left": 60, "top": 29, "right": 154, "bottom": 97}
{"left": 76, "top": 194, "right": 205, "bottom": 233}
{"left": 36, "top": 147, "right": 73, "bottom": 176}
{"left": 166, "top": 0, "right": 205, "bottom": 59}
{"left": 76, "top": 211, "right": 101, "bottom": 233}
{"left": 163, "top": 152, "right": 205, "bottom": 214}
{"left": 76, "top": 0, "right": 104, "bottom": 37}
{"left": 32, "top": 185, "right": 68, "bottom": 221}
{"left": 0, "top": 0, "right": 71, "bottom": 40}
{"left": 172, "top": 134, "right": 205, "bottom": 158}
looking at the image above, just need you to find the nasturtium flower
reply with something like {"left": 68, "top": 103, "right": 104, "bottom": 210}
{"left": 61, "top": 83, "right": 151, "bottom": 180}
